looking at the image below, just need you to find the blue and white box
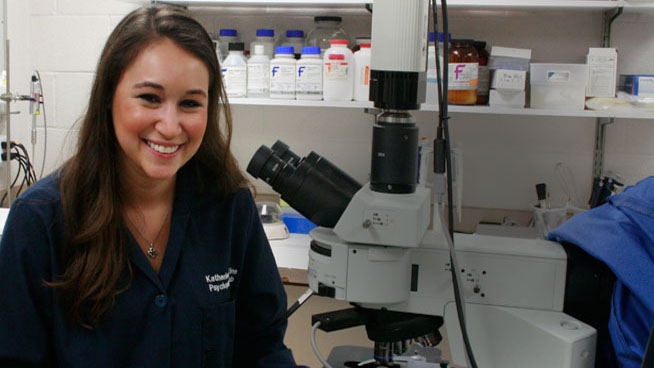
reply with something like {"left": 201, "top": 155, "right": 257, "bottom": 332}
{"left": 619, "top": 74, "right": 654, "bottom": 97}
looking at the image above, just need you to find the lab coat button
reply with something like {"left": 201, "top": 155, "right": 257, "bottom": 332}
{"left": 154, "top": 294, "right": 168, "bottom": 308}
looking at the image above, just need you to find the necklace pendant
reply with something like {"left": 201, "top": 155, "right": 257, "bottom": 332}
{"left": 147, "top": 243, "right": 158, "bottom": 259}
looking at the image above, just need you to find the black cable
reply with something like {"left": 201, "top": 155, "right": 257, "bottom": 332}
{"left": 269, "top": 288, "right": 314, "bottom": 330}
{"left": 432, "top": 3, "right": 444, "bottom": 132}
{"left": 15, "top": 143, "right": 36, "bottom": 183}
{"left": 431, "top": 0, "right": 479, "bottom": 367}
{"left": 13, "top": 147, "right": 31, "bottom": 192}
{"left": 13, "top": 144, "right": 35, "bottom": 185}
{"left": 0, "top": 154, "right": 24, "bottom": 206}
{"left": 15, "top": 156, "right": 29, "bottom": 197}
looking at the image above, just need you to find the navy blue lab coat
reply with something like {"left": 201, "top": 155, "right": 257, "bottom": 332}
{"left": 0, "top": 167, "right": 300, "bottom": 367}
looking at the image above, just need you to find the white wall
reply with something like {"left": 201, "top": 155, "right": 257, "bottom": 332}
{"left": 14, "top": 1, "right": 654, "bottom": 211}
{"left": 24, "top": 0, "right": 137, "bottom": 176}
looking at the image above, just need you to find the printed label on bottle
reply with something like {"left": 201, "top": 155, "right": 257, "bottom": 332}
{"left": 329, "top": 54, "right": 345, "bottom": 60}
{"left": 270, "top": 64, "right": 296, "bottom": 95}
{"left": 222, "top": 66, "right": 247, "bottom": 97}
{"left": 448, "top": 63, "right": 478, "bottom": 91}
{"left": 247, "top": 63, "right": 269, "bottom": 94}
{"left": 296, "top": 64, "right": 322, "bottom": 94}
{"left": 325, "top": 62, "right": 349, "bottom": 80}
{"left": 359, "top": 65, "right": 370, "bottom": 86}
{"left": 477, "top": 66, "right": 490, "bottom": 96}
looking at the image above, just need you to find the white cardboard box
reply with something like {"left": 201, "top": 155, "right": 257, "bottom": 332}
{"left": 489, "top": 89, "right": 526, "bottom": 108}
{"left": 530, "top": 63, "right": 587, "bottom": 110}
{"left": 488, "top": 47, "right": 532, "bottom": 72}
{"left": 586, "top": 48, "right": 617, "bottom": 97}
{"left": 490, "top": 46, "right": 532, "bottom": 59}
{"left": 491, "top": 69, "right": 527, "bottom": 90}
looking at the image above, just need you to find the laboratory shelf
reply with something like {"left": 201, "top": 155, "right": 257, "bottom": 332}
{"left": 229, "top": 97, "right": 374, "bottom": 109}
{"left": 153, "top": 0, "right": 624, "bottom": 11}
{"left": 151, "top": 0, "right": 373, "bottom": 8}
{"left": 621, "top": 1, "right": 654, "bottom": 14}
{"left": 228, "top": 98, "right": 654, "bottom": 120}
{"left": 421, "top": 104, "right": 654, "bottom": 119}
{"left": 149, "top": 0, "right": 654, "bottom": 15}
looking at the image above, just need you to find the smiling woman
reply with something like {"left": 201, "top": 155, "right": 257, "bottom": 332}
{"left": 112, "top": 38, "right": 210, "bottom": 185}
{"left": 112, "top": 38, "right": 211, "bottom": 273}
{"left": 0, "top": 5, "right": 304, "bottom": 368}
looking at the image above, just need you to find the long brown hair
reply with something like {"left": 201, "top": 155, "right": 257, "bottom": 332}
{"left": 51, "top": 5, "right": 245, "bottom": 328}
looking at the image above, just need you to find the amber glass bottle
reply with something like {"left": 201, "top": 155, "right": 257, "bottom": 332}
{"left": 448, "top": 39, "right": 479, "bottom": 105}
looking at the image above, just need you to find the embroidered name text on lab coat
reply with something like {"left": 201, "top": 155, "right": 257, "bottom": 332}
{"left": 205, "top": 267, "right": 238, "bottom": 293}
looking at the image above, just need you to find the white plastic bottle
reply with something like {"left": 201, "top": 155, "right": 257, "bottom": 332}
{"left": 217, "top": 29, "right": 239, "bottom": 63}
{"left": 426, "top": 32, "right": 450, "bottom": 105}
{"left": 250, "top": 29, "right": 276, "bottom": 59}
{"left": 247, "top": 45, "right": 270, "bottom": 98}
{"left": 270, "top": 46, "right": 296, "bottom": 99}
{"left": 281, "top": 30, "right": 305, "bottom": 58}
{"left": 426, "top": 32, "right": 438, "bottom": 105}
{"left": 323, "top": 39, "right": 353, "bottom": 101}
{"left": 353, "top": 43, "right": 371, "bottom": 101}
{"left": 222, "top": 42, "right": 247, "bottom": 98}
{"left": 296, "top": 46, "right": 323, "bottom": 100}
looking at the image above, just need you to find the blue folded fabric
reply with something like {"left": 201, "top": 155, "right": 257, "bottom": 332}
{"left": 549, "top": 177, "right": 654, "bottom": 368}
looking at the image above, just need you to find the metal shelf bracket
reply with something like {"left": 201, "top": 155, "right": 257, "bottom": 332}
{"left": 591, "top": 6, "right": 623, "bottom": 181}
{"left": 593, "top": 117, "right": 615, "bottom": 179}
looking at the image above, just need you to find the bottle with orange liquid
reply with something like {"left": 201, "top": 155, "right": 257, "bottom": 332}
{"left": 448, "top": 39, "right": 479, "bottom": 105}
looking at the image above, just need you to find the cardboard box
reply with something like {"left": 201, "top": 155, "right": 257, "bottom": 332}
{"left": 619, "top": 74, "right": 654, "bottom": 97}
{"left": 488, "top": 46, "right": 532, "bottom": 72}
{"left": 489, "top": 89, "right": 526, "bottom": 108}
{"left": 490, "top": 46, "right": 532, "bottom": 59}
{"left": 586, "top": 48, "right": 617, "bottom": 97}
{"left": 530, "top": 63, "right": 587, "bottom": 110}
{"left": 491, "top": 69, "right": 527, "bottom": 91}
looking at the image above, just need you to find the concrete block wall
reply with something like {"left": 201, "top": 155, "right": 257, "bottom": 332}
{"left": 25, "top": 0, "right": 137, "bottom": 176}
{"left": 11, "top": 1, "right": 654, "bottom": 211}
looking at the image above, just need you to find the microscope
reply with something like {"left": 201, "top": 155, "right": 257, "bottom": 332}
{"left": 248, "top": 1, "right": 597, "bottom": 367}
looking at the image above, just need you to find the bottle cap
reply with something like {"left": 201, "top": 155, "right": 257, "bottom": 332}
{"left": 359, "top": 43, "right": 371, "bottom": 48}
{"left": 301, "top": 46, "right": 320, "bottom": 55}
{"left": 329, "top": 39, "right": 348, "bottom": 46}
{"left": 256, "top": 29, "right": 275, "bottom": 37}
{"left": 228, "top": 42, "right": 244, "bottom": 51}
{"left": 450, "top": 39, "right": 475, "bottom": 45}
{"left": 473, "top": 41, "right": 487, "bottom": 49}
{"left": 275, "top": 46, "right": 294, "bottom": 55}
{"left": 286, "top": 30, "right": 304, "bottom": 38}
{"left": 220, "top": 29, "right": 237, "bottom": 37}
{"left": 438, "top": 33, "right": 452, "bottom": 42}
{"left": 314, "top": 16, "right": 342, "bottom": 23}
{"left": 429, "top": 32, "right": 435, "bottom": 42}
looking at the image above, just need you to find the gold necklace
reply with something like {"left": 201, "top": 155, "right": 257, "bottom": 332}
{"left": 126, "top": 210, "right": 170, "bottom": 259}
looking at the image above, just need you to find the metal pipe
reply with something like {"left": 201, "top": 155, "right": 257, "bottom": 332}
{"left": 602, "top": 7, "right": 623, "bottom": 48}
